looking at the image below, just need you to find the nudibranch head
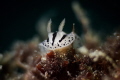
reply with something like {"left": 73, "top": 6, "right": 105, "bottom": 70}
{"left": 39, "top": 19, "right": 80, "bottom": 55}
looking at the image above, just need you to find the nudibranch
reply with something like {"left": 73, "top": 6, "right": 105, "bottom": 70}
{"left": 39, "top": 19, "right": 81, "bottom": 57}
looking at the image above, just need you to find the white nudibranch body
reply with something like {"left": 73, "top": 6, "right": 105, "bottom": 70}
{"left": 39, "top": 19, "right": 81, "bottom": 55}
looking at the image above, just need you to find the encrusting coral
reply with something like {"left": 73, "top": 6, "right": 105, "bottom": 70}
{"left": 1, "top": 1, "right": 120, "bottom": 80}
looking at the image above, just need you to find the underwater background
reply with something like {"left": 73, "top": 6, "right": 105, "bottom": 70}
{"left": 1, "top": 0, "right": 120, "bottom": 53}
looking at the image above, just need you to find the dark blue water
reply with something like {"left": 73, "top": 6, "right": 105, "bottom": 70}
{"left": 0, "top": 0, "right": 120, "bottom": 53}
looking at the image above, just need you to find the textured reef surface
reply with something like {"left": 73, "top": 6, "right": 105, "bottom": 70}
{"left": 1, "top": 31, "right": 120, "bottom": 80}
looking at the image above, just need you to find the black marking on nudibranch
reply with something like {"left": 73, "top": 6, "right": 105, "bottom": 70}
{"left": 59, "top": 35, "right": 67, "bottom": 42}
{"left": 47, "top": 38, "right": 49, "bottom": 42}
{"left": 52, "top": 32, "right": 57, "bottom": 45}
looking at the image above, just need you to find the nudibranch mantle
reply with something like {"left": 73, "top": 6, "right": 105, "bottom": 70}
{"left": 39, "top": 19, "right": 80, "bottom": 55}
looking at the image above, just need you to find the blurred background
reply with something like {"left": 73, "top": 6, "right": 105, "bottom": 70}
{"left": 0, "top": 0, "right": 120, "bottom": 53}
